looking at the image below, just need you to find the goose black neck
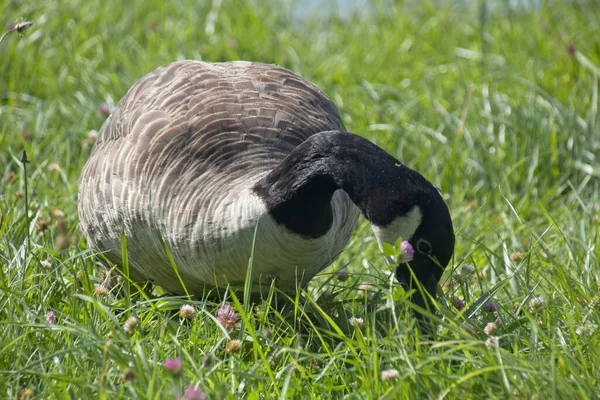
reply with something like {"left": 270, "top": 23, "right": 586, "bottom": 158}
{"left": 252, "top": 131, "right": 433, "bottom": 238}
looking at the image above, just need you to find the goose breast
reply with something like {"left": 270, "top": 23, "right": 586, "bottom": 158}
{"left": 78, "top": 60, "right": 360, "bottom": 295}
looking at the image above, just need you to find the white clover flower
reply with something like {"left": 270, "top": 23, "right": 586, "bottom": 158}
{"left": 179, "top": 304, "right": 196, "bottom": 320}
{"left": 483, "top": 321, "right": 498, "bottom": 336}
{"left": 348, "top": 317, "right": 364, "bottom": 329}
{"left": 381, "top": 369, "right": 400, "bottom": 381}
{"left": 123, "top": 316, "right": 139, "bottom": 334}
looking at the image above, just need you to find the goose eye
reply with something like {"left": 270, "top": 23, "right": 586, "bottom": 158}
{"left": 416, "top": 239, "right": 432, "bottom": 254}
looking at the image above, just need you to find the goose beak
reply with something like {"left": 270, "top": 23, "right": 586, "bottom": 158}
{"left": 395, "top": 261, "right": 439, "bottom": 313}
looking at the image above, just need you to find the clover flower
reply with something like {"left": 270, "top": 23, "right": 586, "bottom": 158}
{"left": 451, "top": 297, "right": 466, "bottom": 310}
{"left": 398, "top": 240, "right": 414, "bottom": 263}
{"left": 226, "top": 339, "right": 242, "bottom": 354}
{"left": 52, "top": 209, "right": 65, "bottom": 219}
{"left": 123, "top": 316, "right": 139, "bottom": 334}
{"left": 348, "top": 317, "right": 364, "bottom": 329}
{"left": 35, "top": 217, "right": 50, "bottom": 232}
{"left": 164, "top": 358, "right": 183, "bottom": 375}
{"left": 45, "top": 311, "right": 56, "bottom": 324}
{"left": 179, "top": 304, "right": 196, "bottom": 320}
{"left": 483, "top": 321, "right": 498, "bottom": 336}
{"left": 483, "top": 300, "right": 499, "bottom": 313}
{"left": 381, "top": 369, "right": 400, "bottom": 381}
{"left": 99, "top": 103, "right": 112, "bottom": 117}
{"left": 183, "top": 385, "right": 207, "bottom": 400}
{"left": 336, "top": 270, "right": 349, "bottom": 282}
{"left": 94, "top": 285, "right": 109, "bottom": 296}
{"left": 216, "top": 304, "right": 238, "bottom": 331}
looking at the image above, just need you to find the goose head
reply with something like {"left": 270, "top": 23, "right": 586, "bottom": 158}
{"left": 369, "top": 179, "right": 454, "bottom": 311}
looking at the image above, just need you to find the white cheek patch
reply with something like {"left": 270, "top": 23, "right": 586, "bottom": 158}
{"left": 371, "top": 206, "right": 422, "bottom": 249}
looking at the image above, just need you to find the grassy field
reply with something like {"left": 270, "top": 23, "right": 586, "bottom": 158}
{"left": 1, "top": 0, "right": 600, "bottom": 398}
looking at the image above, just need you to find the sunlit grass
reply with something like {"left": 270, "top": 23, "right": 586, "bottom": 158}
{"left": 1, "top": 0, "right": 600, "bottom": 398}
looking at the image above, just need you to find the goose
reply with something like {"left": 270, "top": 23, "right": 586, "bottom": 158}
{"left": 78, "top": 60, "right": 455, "bottom": 308}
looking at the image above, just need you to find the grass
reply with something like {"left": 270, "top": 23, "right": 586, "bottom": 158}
{"left": 1, "top": 0, "right": 600, "bottom": 398}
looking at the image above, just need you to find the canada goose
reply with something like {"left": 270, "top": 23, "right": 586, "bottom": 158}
{"left": 78, "top": 60, "right": 454, "bottom": 308}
